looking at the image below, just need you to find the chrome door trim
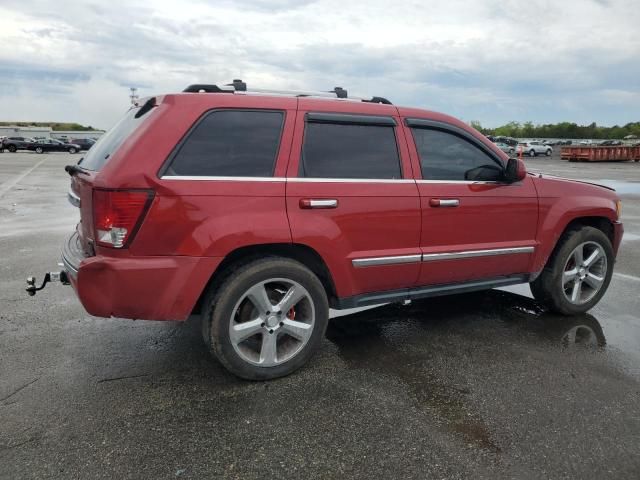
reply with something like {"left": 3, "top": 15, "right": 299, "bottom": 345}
{"left": 421, "top": 246, "right": 534, "bottom": 262}
{"left": 352, "top": 254, "right": 422, "bottom": 268}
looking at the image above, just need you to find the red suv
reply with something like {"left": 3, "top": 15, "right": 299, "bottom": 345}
{"left": 31, "top": 80, "right": 623, "bottom": 379}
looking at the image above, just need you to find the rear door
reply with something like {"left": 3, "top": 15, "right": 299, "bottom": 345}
{"left": 285, "top": 100, "right": 421, "bottom": 302}
{"left": 402, "top": 118, "right": 538, "bottom": 286}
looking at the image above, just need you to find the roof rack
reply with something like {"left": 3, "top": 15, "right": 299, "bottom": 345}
{"left": 182, "top": 79, "right": 392, "bottom": 105}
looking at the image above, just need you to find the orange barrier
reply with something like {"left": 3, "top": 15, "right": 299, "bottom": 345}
{"left": 560, "top": 146, "right": 640, "bottom": 162}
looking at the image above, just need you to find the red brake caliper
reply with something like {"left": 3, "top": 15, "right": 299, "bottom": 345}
{"left": 288, "top": 307, "right": 296, "bottom": 320}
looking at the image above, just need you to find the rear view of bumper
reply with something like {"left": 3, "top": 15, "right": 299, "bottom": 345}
{"left": 62, "top": 232, "right": 221, "bottom": 321}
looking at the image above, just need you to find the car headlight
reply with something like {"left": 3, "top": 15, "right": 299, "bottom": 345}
{"left": 616, "top": 200, "right": 623, "bottom": 219}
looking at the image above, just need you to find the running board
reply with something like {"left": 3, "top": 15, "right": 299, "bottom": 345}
{"left": 333, "top": 275, "right": 529, "bottom": 309}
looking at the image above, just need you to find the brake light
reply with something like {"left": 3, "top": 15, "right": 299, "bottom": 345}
{"left": 93, "top": 189, "right": 154, "bottom": 248}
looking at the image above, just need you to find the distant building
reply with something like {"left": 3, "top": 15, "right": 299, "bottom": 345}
{"left": 0, "top": 125, "right": 104, "bottom": 140}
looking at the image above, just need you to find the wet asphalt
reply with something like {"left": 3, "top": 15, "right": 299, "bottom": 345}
{"left": 1, "top": 152, "right": 639, "bottom": 479}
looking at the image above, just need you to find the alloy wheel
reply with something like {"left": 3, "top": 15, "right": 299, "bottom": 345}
{"left": 562, "top": 241, "right": 607, "bottom": 305}
{"left": 229, "top": 278, "right": 315, "bottom": 367}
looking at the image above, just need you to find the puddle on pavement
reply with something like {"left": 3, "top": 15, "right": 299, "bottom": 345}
{"left": 326, "top": 289, "right": 634, "bottom": 452}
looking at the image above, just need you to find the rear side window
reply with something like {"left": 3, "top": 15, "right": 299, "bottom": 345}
{"left": 80, "top": 106, "right": 152, "bottom": 171}
{"left": 411, "top": 128, "right": 501, "bottom": 181}
{"left": 300, "top": 122, "right": 401, "bottom": 179}
{"left": 165, "top": 110, "right": 284, "bottom": 177}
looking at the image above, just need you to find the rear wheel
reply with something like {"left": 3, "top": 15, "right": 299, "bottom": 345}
{"left": 202, "top": 257, "right": 329, "bottom": 380}
{"left": 530, "top": 227, "right": 613, "bottom": 315}
{"left": 8, "top": 145, "right": 17, "bottom": 153}
{"left": 35, "top": 147, "right": 44, "bottom": 154}
{"left": 68, "top": 147, "right": 77, "bottom": 154}
{"left": 529, "top": 149, "right": 536, "bottom": 157}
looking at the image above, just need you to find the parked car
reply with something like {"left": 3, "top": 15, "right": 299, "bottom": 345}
{"left": 70, "top": 138, "right": 96, "bottom": 151}
{"left": 2, "top": 136, "right": 35, "bottom": 152}
{"left": 494, "top": 136, "right": 518, "bottom": 147}
{"left": 29, "top": 80, "right": 624, "bottom": 380}
{"left": 28, "top": 138, "right": 81, "bottom": 154}
{"left": 517, "top": 141, "right": 552, "bottom": 157}
{"left": 493, "top": 142, "right": 515, "bottom": 155}
{"left": 599, "top": 140, "right": 623, "bottom": 146}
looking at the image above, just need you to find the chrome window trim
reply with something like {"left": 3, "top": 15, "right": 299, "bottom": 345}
{"left": 416, "top": 179, "right": 502, "bottom": 185}
{"left": 67, "top": 189, "right": 81, "bottom": 207}
{"left": 160, "top": 176, "right": 414, "bottom": 183}
{"left": 352, "top": 247, "right": 534, "bottom": 268}
{"left": 352, "top": 254, "right": 422, "bottom": 268}
{"left": 421, "top": 246, "right": 534, "bottom": 262}
{"left": 161, "top": 175, "right": 286, "bottom": 182}
{"left": 288, "top": 177, "right": 413, "bottom": 184}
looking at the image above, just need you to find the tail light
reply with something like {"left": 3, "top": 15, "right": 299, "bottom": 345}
{"left": 93, "top": 189, "right": 154, "bottom": 248}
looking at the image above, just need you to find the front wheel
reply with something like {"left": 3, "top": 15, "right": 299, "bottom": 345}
{"left": 68, "top": 147, "right": 77, "bottom": 154}
{"left": 202, "top": 257, "right": 329, "bottom": 380}
{"left": 530, "top": 226, "right": 614, "bottom": 315}
{"left": 35, "top": 147, "right": 44, "bottom": 154}
{"left": 8, "top": 145, "right": 17, "bottom": 153}
{"left": 546, "top": 149, "right": 552, "bottom": 156}
{"left": 529, "top": 149, "right": 536, "bottom": 157}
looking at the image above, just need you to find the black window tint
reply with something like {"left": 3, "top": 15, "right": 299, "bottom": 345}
{"left": 300, "top": 122, "right": 401, "bottom": 179}
{"left": 412, "top": 128, "right": 501, "bottom": 181}
{"left": 80, "top": 106, "right": 153, "bottom": 171}
{"left": 167, "top": 110, "right": 284, "bottom": 177}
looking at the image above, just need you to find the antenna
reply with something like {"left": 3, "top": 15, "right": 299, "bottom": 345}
{"left": 129, "top": 87, "right": 139, "bottom": 105}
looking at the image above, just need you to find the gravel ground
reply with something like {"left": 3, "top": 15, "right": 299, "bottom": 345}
{"left": 1, "top": 151, "right": 639, "bottom": 479}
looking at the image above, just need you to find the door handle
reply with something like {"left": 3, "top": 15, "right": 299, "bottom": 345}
{"left": 429, "top": 198, "right": 459, "bottom": 207}
{"left": 299, "top": 199, "right": 338, "bottom": 209}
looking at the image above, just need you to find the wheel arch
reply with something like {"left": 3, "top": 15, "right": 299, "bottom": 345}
{"left": 192, "top": 243, "right": 338, "bottom": 315}
{"left": 532, "top": 215, "right": 615, "bottom": 278}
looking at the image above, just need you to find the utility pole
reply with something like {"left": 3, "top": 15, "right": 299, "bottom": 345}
{"left": 129, "top": 87, "right": 139, "bottom": 105}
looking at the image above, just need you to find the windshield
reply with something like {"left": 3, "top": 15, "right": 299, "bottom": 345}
{"left": 79, "top": 106, "right": 151, "bottom": 171}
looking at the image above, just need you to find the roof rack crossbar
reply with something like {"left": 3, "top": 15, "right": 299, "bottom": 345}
{"left": 182, "top": 80, "right": 392, "bottom": 104}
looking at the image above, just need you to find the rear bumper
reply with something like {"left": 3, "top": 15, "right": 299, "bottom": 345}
{"left": 62, "top": 232, "right": 221, "bottom": 321}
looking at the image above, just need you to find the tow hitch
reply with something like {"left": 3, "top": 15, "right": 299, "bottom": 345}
{"left": 26, "top": 268, "right": 70, "bottom": 296}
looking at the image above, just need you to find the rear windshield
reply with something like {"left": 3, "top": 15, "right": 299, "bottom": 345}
{"left": 79, "top": 105, "right": 152, "bottom": 171}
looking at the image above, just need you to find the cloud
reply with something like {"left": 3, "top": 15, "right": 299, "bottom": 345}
{"left": 0, "top": 0, "right": 638, "bottom": 129}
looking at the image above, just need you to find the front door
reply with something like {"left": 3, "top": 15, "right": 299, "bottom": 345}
{"left": 285, "top": 100, "right": 421, "bottom": 302}
{"left": 402, "top": 119, "right": 539, "bottom": 286}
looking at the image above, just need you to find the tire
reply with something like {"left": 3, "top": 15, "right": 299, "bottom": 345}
{"left": 8, "top": 145, "right": 17, "bottom": 153}
{"left": 202, "top": 257, "right": 329, "bottom": 380}
{"left": 530, "top": 226, "right": 614, "bottom": 315}
{"left": 546, "top": 149, "right": 552, "bottom": 156}
{"left": 35, "top": 147, "right": 44, "bottom": 154}
{"left": 68, "top": 147, "right": 77, "bottom": 154}
{"left": 509, "top": 148, "right": 515, "bottom": 155}
{"left": 529, "top": 149, "right": 536, "bottom": 157}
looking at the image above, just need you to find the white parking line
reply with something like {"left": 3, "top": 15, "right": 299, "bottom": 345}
{"left": 0, "top": 158, "right": 48, "bottom": 198}
{"left": 613, "top": 272, "right": 640, "bottom": 283}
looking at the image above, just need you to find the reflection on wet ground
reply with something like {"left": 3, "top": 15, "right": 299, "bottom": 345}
{"left": 325, "top": 290, "right": 612, "bottom": 453}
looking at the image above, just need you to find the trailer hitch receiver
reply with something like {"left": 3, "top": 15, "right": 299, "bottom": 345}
{"left": 26, "top": 270, "right": 70, "bottom": 296}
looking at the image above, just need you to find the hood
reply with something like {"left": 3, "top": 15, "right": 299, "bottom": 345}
{"left": 531, "top": 173, "right": 616, "bottom": 192}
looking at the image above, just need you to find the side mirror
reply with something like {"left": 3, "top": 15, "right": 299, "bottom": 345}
{"left": 505, "top": 157, "right": 527, "bottom": 183}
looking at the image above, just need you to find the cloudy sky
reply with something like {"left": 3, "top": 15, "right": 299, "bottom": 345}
{"left": 0, "top": 0, "right": 638, "bottom": 130}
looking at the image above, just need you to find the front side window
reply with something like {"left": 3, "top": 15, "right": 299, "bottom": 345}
{"left": 300, "top": 121, "right": 401, "bottom": 179}
{"left": 411, "top": 128, "right": 503, "bottom": 181}
{"left": 166, "top": 110, "right": 284, "bottom": 177}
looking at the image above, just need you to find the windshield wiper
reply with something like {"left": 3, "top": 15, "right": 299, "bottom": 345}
{"left": 64, "top": 164, "right": 90, "bottom": 177}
